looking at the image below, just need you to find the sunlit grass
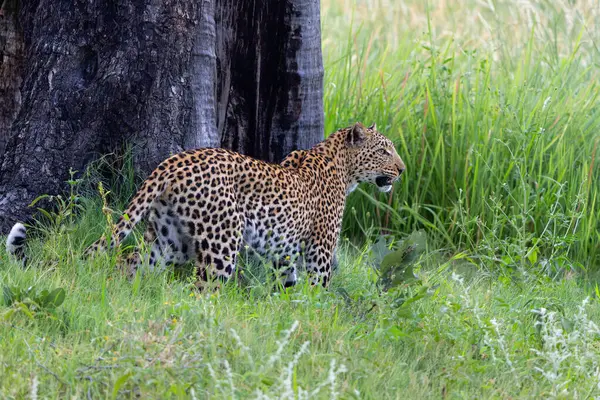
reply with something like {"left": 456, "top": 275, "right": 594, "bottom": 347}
{"left": 323, "top": 0, "right": 600, "bottom": 273}
{"left": 3, "top": 226, "right": 600, "bottom": 398}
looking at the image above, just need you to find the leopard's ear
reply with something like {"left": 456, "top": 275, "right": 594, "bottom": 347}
{"left": 368, "top": 123, "right": 377, "bottom": 130}
{"left": 346, "top": 122, "right": 369, "bottom": 147}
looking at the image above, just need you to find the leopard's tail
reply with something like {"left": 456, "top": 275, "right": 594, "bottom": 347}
{"left": 6, "top": 222, "right": 27, "bottom": 266}
{"left": 4, "top": 168, "right": 169, "bottom": 261}
{"left": 87, "top": 160, "right": 176, "bottom": 254}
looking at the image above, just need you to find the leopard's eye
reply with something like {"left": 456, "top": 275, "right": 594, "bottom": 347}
{"left": 378, "top": 148, "right": 390, "bottom": 156}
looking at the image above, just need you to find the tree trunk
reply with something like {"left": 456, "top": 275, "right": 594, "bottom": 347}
{"left": 0, "top": 0, "right": 324, "bottom": 234}
{"left": 217, "top": 0, "right": 324, "bottom": 162}
{"left": 0, "top": 0, "right": 23, "bottom": 158}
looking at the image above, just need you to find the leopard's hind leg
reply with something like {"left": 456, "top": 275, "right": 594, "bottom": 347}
{"left": 173, "top": 188, "right": 244, "bottom": 289}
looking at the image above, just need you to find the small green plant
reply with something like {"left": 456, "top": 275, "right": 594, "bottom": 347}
{"left": 2, "top": 284, "right": 66, "bottom": 320}
{"left": 29, "top": 168, "right": 84, "bottom": 234}
{"left": 370, "top": 230, "right": 427, "bottom": 291}
{"left": 97, "top": 181, "right": 115, "bottom": 230}
{"left": 368, "top": 230, "right": 436, "bottom": 322}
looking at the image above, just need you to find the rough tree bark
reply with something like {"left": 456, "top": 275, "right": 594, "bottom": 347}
{"left": 0, "top": 0, "right": 324, "bottom": 234}
{"left": 0, "top": 0, "right": 23, "bottom": 157}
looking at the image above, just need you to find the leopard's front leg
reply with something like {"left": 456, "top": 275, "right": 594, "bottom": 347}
{"left": 303, "top": 203, "right": 344, "bottom": 287}
{"left": 304, "top": 242, "right": 336, "bottom": 287}
{"left": 304, "top": 224, "right": 340, "bottom": 288}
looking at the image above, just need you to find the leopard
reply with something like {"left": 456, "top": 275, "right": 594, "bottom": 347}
{"left": 7, "top": 122, "right": 405, "bottom": 288}
{"left": 4, "top": 151, "right": 309, "bottom": 272}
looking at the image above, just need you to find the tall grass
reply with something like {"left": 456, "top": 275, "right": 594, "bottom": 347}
{"left": 324, "top": 0, "right": 600, "bottom": 272}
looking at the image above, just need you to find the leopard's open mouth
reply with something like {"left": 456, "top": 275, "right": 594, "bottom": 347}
{"left": 375, "top": 176, "right": 393, "bottom": 188}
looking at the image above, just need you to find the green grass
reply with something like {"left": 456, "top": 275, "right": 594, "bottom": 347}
{"left": 325, "top": 0, "right": 600, "bottom": 271}
{"left": 3, "top": 222, "right": 600, "bottom": 398}
{"left": 3, "top": 223, "right": 600, "bottom": 398}
{"left": 3, "top": 0, "right": 600, "bottom": 398}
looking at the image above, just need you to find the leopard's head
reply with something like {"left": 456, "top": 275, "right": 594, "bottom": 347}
{"left": 344, "top": 122, "right": 405, "bottom": 193}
